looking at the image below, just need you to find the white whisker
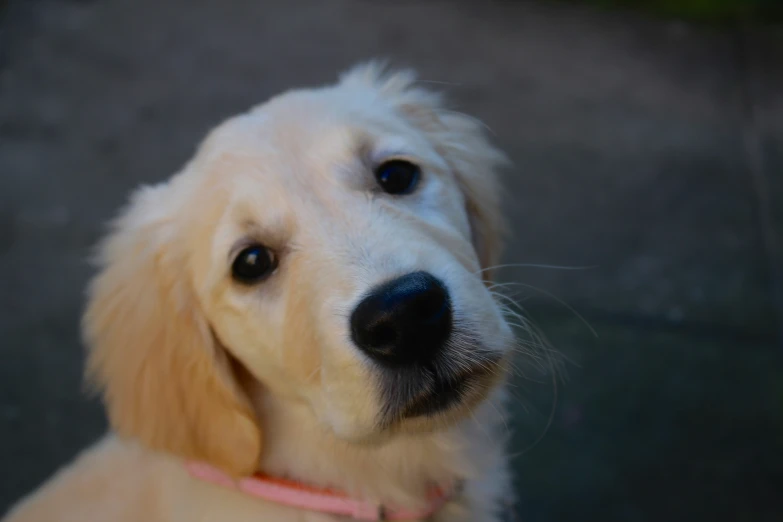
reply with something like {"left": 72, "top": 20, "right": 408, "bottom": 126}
{"left": 476, "top": 262, "right": 599, "bottom": 275}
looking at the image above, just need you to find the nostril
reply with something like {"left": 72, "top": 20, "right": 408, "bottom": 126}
{"left": 357, "top": 321, "right": 398, "bottom": 350}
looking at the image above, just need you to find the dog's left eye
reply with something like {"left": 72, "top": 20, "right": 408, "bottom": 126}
{"left": 374, "top": 160, "right": 420, "bottom": 195}
{"left": 232, "top": 245, "right": 277, "bottom": 284}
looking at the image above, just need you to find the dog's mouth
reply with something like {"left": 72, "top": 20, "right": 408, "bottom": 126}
{"left": 401, "top": 365, "right": 492, "bottom": 418}
{"left": 379, "top": 350, "right": 504, "bottom": 423}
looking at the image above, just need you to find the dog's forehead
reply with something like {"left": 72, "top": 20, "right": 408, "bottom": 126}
{"left": 199, "top": 87, "right": 429, "bottom": 190}
{"left": 187, "top": 90, "right": 395, "bottom": 240}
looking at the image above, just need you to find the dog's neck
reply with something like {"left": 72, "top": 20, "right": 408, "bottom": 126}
{"left": 252, "top": 387, "right": 503, "bottom": 508}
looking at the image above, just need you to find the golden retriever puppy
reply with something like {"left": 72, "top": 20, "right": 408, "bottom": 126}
{"left": 3, "top": 63, "right": 515, "bottom": 522}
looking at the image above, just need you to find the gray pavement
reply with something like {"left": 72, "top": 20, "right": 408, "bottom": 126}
{"left": 1, "top": 1, "right": 781, "bottom": 520}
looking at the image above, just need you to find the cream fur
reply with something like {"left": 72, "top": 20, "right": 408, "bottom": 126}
{"left": 3, "top": 63, "right": 514, "bottom": 522}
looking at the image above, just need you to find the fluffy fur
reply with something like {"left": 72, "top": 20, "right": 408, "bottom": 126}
{"left": 3, "top": 63, "right": 514, "bottom": 522}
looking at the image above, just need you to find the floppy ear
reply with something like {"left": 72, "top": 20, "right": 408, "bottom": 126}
{"left": 83, "top": 183, "right": 261, "bottom": 476}
{"left": 425, "top": 110, "right": 508, "bottom": 281}
{"left": 341, "top": 62, "right": 508, "bottom": 281}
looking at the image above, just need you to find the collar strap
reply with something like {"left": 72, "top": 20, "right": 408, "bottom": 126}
{"left": 186, "top": 462, "right": 462, "bottom": 521}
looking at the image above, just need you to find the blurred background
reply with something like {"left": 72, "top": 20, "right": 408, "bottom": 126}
{"left": 1, "top": 0, "right": 781, "bottom": 520}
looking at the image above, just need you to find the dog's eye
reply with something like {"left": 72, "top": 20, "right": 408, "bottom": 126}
{"left": 232, "top": 245, "right": 277, "bottom": 284}
{"left": 374, "top": 160, "right": 420, "bottom": 195}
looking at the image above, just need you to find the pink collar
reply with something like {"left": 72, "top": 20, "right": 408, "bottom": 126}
{"left": 186, "top": 462, "right": 462, "bottom": 521}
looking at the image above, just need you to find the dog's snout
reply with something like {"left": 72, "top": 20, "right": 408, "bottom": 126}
{"left": 350, "top": 271, "right": 452, "bottom": 366}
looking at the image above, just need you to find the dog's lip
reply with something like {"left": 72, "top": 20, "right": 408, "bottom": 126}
{"left": 401, "top": 360, "right": 497, "bottom": 419}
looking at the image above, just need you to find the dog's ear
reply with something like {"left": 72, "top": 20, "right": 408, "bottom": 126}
{"left": 424, "top": 110, "right": 507, "bottom": 281}
{"left": 83, "top": 182, "right": 261, "bottom": 476}
{"left": 341, "top": 62, "right": 508, "bottom": 281}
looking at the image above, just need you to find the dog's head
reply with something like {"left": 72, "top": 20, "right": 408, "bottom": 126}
{"left": 84, "top": 64, "right": 514, "bottom": 476}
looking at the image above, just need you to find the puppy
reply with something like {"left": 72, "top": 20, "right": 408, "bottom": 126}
{"left": 3, "top": 63, "right": 515, "bottom": 522}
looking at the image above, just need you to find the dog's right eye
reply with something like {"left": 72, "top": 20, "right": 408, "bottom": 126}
{"left": 232, "top": 245, "right": 277, "bottom": 284}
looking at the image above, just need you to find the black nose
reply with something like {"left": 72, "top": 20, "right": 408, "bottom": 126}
{"left": 350, "top": 271, "right": 452, "bottom": 367}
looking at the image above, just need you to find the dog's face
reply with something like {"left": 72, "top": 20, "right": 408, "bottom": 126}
{"left": 84, "top": 64, "right": 512, "bottom": 475}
